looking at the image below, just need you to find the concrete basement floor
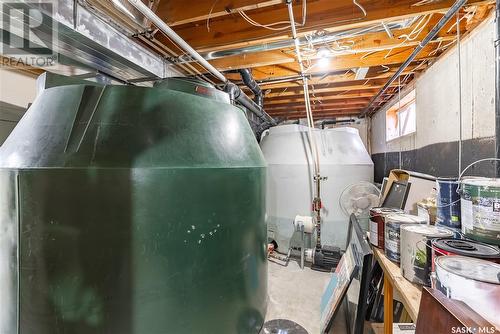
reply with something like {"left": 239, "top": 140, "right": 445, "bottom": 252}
{"left": 265, "top": 258, "right": 331, "bottom": 334}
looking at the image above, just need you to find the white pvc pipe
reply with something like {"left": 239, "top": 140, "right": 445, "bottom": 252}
{"left": 286, "top": 1, "right": 320, "bottom": 175}
{"left": 287, "top": 2, "right": 305, "bottom": 73}
{"left": 127, "top": 0, "right": 227, "bottom": 83}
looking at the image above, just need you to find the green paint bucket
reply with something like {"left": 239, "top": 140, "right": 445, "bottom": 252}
{"left": 461, "top": 178, "right": 500, "bottom": 245}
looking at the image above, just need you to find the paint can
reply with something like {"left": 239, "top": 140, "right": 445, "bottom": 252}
{"left": 460, "top": 178, "right": 500, "bottom": 245}
{"left": 431, "top": 238, "right": 500, "bottom": 272}
{"left": 417, "top": 201, "right": 436, "bottom": 224}
{"left": 400, "top": 224, "right": 453, "bottom": 285}
{"left": 369, "top": 207, "right": 403, "bottom": 249}
{"left": 435, "top": 225, "right": 463, "bottom": 239}
{"left": 435, "top": 256, "right": 500, "bottom": 329}
{"left": 436, "top": 178, "right": 461, "bottom": 229}
{"left": 384, "top": 214, "right": 426, "bottom": 263}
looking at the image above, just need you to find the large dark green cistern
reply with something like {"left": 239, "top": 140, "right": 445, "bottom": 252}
{"left": 0, "top": 75, "right": 267, "bottom": 334}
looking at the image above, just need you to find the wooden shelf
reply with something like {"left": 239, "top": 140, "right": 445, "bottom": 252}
{"left": 373, "top": 247, "right": 423, "bottom": 322}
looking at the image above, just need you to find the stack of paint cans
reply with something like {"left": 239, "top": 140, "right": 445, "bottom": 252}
{"left": 399, "top": 225, "right": 454, "bottom": 285}
{"left": 435, "top": 256, "right": 500, "bottom": 329}
{"left": 427, "top": 176, "right": 500, "bottom": 328}
{"left": 436, "top": 178, "right": 461, "bottom": 231}
{"left": 384, "top": 213, "right": 426, "bottom": 263}
{"left": 460, "top": 178, "right": 500, "bottom": 246}
{"left": 369, "top": 207, "right": 403, "bottom": 249}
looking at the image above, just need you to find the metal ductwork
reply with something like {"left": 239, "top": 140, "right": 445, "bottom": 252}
{"left": 174, "top": 19, "right": 416, "bottom": 63}
{"left": 238, "top": 69, "right": 263, "bottom": 108}
{"left": 79, "top": 0, "right": 158, "bottom": 33}
{"left": 0, "top": 0, "right": 179, "bottom": 84}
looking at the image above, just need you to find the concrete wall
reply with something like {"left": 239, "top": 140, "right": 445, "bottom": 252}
{"left": 370, "top": 16, "right": 496, "bottom": 182}
{"left": 0, "top": 69, "right": 37, "bottom": 144}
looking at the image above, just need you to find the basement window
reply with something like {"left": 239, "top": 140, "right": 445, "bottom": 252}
{"left": 386, "top": 90, "right": 416, "bottom": 141}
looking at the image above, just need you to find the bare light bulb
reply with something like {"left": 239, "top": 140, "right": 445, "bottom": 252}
{"left": 317, "top": 47, "right": 331, "bottom": 59}
{"left": 318, "top": 57, "right": 330, "bottom": 68}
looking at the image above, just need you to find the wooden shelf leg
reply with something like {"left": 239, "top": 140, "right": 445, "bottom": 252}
{"left": 384, "top": 275, "right": 393, "bottom": 334}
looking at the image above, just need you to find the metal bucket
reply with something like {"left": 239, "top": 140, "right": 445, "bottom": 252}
{"left": 461, "top": 178, "right": 500, "bottom": 245}
{"left": 436, "top": 178, "right": 461, "bottom": 229}
{"left": 384, "top": 214, "right": 426, "bottom": 263}
{"left": 436, "top": 225, "right": 463, "bottom": 239}
{"left": 369, "top": 207, "right": 403, "bottom": 249}
{"left": 400, "top": 225, "right": 453, "bottom": 285}
{"left": 431, "top": 238, "right": 500, "bottom": 272}
{"left": 435, "top": 256, "right": 500, "bottom": 329}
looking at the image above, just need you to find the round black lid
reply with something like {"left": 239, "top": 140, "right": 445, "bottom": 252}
{"left": 432, "top": 238, "right": 500, "bottom": 259}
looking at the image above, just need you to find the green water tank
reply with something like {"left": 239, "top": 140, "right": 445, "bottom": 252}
{"left": 0, "top": 75, "right": 267, "bottom": 334}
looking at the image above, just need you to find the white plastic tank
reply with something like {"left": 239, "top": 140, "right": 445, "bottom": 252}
{"left": 260, "top": 124, "right": 374, "bottom": 251}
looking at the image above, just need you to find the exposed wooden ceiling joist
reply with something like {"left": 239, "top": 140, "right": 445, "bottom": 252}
{"left": 157, "top": 0, "right": 283, "bottom": 27}
{"left": 202, "top": 14, "right": 459, "bottom": 71}
{"left": 248, "top": 64, "right": 421, "bottom": 89}
{"left": 161, "top": 0, "right": 491, "bottom": 51}
{"left": 262, "top": 78, "right": 402, "bottom": 98}
{"left": 266, "top": 103, "right": 369, "bottom": 113}
{"left": 266, "top": 98, "right": 370, "bottom": 107}
{"left": 247, "top": 44, "right": 437, "bottom": 80}
{"left": 270, "top": 110, "right": 363, "bottom": 118}
{"left": 264, "top": 89, "right": 379, "bottom": 104}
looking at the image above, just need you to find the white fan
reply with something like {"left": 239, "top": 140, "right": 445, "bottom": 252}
{"left": 339, "top": 181, "right": 381, "bottom": 219}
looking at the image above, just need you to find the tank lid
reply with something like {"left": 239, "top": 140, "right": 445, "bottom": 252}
{"left": 268, "top": 124, "right": 309, "bottom": 134}
{"left": 154, "top": 77, "right": 230, "bottom": 104}
{"left": 461, "top": 177, "right": 500, "bottom": 187}
{"left": 432, "top": 238, "right": 500, "bottom": 258}
{"left": 436, "top": 255, "right": 500, "bottom": 284}
{"left": 400, "top": 224, "right": 453, "bottom": 237}
{"left": 385, "top": 213, "right": 426, "bottom": 224}
{"left": 268, "top": 124, "right": 359, "bottom": 135}
{"left": 324, "top": 126, "right": 359, "bottom": 135}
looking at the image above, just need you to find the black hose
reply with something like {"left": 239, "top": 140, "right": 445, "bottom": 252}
{"left": 319, "top": 118, "right": 355, "bottom": 129}
{"left": 224, "top": 82, "right": 276, "bottom": 125}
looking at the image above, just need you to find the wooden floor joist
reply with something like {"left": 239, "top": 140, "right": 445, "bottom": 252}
{"left": 265, "top": 98, "right": 371, "bottom": 108}
{"left": 165, "top": 0, "right": 492, "bottom": 50}
{"left": 7, "top": 0, "right": 492, "bottom": 121}
{"left": 134, "top": 0, "right": 495, "bottom": 119}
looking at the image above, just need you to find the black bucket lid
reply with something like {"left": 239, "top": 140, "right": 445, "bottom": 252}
{"left": 437, "top": 176, "right": 458, "bottom": 182}
{"left": 370, "top": 207, "right": 403, "bottom": 215}
{"left": 432, "top": 238, "right": 500, "bottom": 259}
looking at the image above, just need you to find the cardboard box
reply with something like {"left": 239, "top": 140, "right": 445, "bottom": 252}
{"left": 381, "top": 169, "right": 436, "bottom": 215}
